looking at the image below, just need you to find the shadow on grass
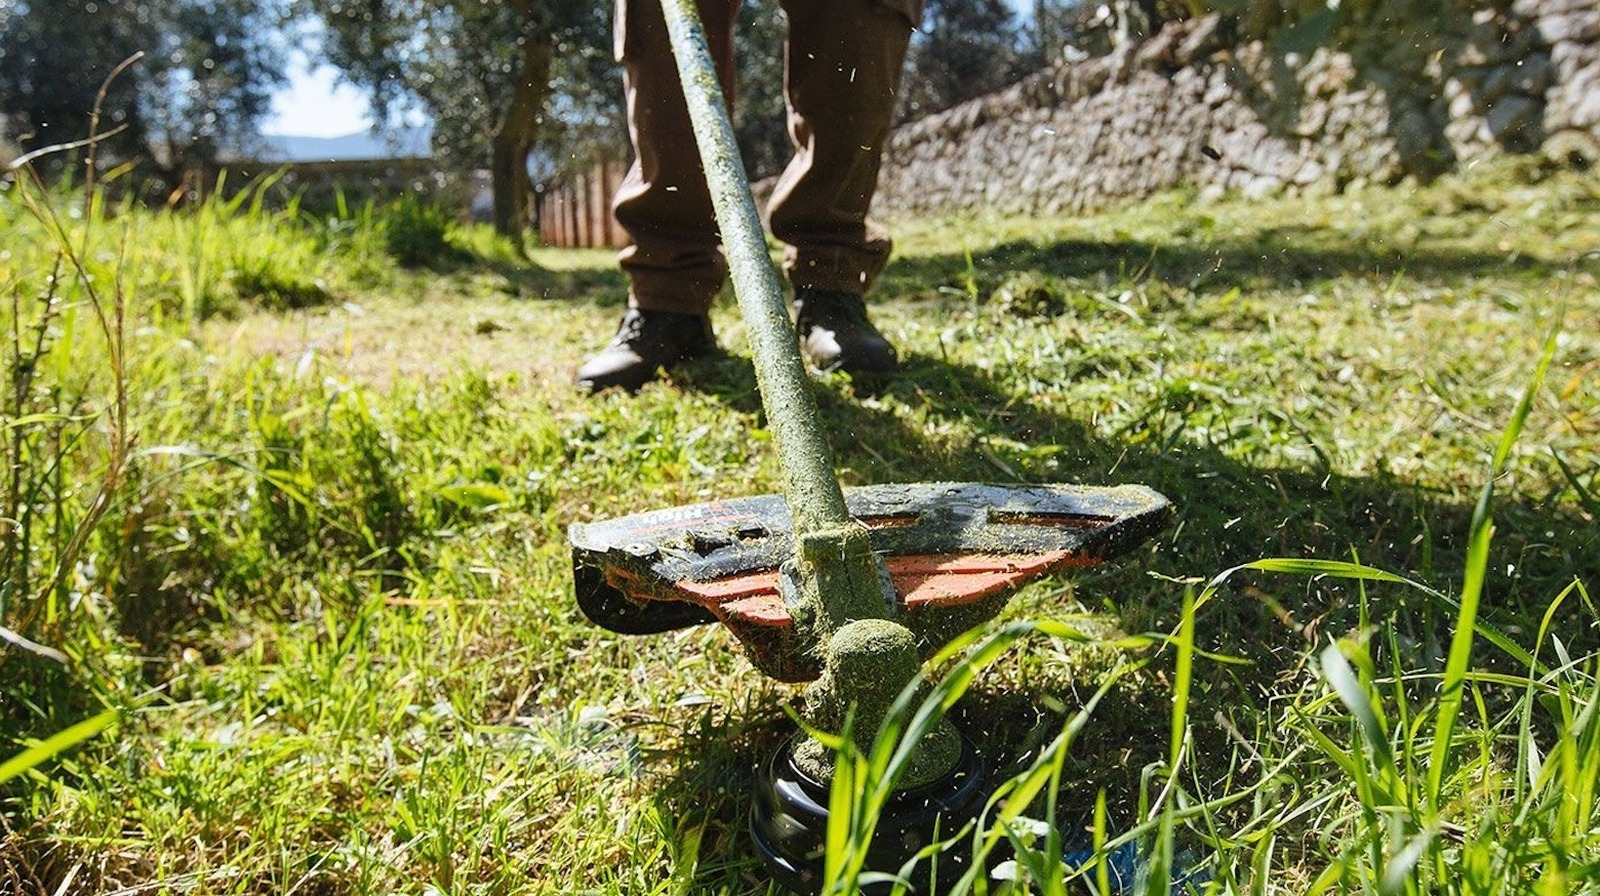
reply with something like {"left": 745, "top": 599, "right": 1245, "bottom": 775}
{"left": 648, "top": 693, "right": 798, "bottom": 890}
{"left": 681, "top": 348, "right": 1592, "bottom": 623}
{"left": 476, "top": 258, "right": 630, "bottom": 304}
{"left": 880, "top": 231, "right": 1568, "bottom": 299}
{"left": 659, "top": 343, "right": 1596, "bottom": 890}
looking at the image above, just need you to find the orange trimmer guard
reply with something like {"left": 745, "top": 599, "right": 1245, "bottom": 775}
{"left": 570, "top": 482, "right": 1172, "bottom": 681}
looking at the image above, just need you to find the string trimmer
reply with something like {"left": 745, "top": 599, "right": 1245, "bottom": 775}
{"left": 568, "top": 1, "right": 1172, "bottom": 890}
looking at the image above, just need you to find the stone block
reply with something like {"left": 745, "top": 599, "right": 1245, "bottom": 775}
{"left": 1485, "top": 94, "right": 1543, "bottom": 143}
{"left": 1243, "top": 174, "right": 1280, "bottom": 198}
{"left": 1203, "top": 72, "right": 1235, "bottom": 107}
{"left": 1548, "top": 37, "right": 1587, "bottom": 68}
{"left": 1135, "top": 25, "right": 1184, "bottom": 71}
{"left": 1537, "top": 10, "right": 1600, "bottom": 45}
{"left": 1293, "top": 158, "right": 1328, "bottom": 185}
{"left": 1480, "top": 64, "right": 1520, "bottom": 103}
{"left": 1303, "top": 48, "right": 1358, "bottom": 96}
{"left": 1446, "top": 78, "right": 1479, "bottom": 119}
{"left": 1454, "top": 29, "right": 1494, "bottom": 68}
{"left": 1514, "top": 54, "right": 1556, "bottom": 93}
{"left": 1544, "top": 128, "right": 1600, "bottom": 163}
{"left": 1563, "top": 73, "right": 1600, "bottom": 126}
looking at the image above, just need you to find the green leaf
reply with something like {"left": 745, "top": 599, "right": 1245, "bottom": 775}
{"left": 1242, "top": 559, "right": 1424, "bottom": 589}
{"left": 1170, "top": 586, "right": 1197, "bottom": 772}
{"left": 0, "top": 710, "right": 120, "bottom": 785}
{"left": 1428, "top": 328, "right": 1557, "bottom": 806}
{"left": 1, "top": 412, "right": 79, "bottom": 429}
{"left": 1378, "top": 827, "right": 1435, "bottom": 895}
{"left": 1320, "top": 641, "right": 1392, "bottom": 769}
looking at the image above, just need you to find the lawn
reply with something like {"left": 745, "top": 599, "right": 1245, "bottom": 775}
{"left": 2, "top": 155, "right": 1598, "bottom": 894}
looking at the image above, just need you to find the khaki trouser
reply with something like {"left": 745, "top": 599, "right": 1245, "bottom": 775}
{"left": 612, "top": 0, "right": 920, "bottom": 314}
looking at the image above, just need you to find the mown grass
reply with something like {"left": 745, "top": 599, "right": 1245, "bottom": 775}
{"left": 1, "top": 154, "right": 1597, "bottom": 894}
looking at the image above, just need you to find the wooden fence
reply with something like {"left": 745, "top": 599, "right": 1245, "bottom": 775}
{"left": 537, "top": 159, "right": 629, "bottom": 249}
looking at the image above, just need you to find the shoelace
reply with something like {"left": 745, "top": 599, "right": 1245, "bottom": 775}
{"left": 611, "top": 310, "right": 647, "bottom": 345}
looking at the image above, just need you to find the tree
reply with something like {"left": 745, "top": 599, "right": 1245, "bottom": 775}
{"left": 1025, "top": 0, "right": 1190, "bottom": 64}
{"left": 898, "top": 0, "right": 1030, "bottom": 122}
{"left": 0, "top": 0, "right": 286, "bottom": 191}
{"left": 1023, "top": 0, "right": 1102, "bottom": 64}
{"left": 305, "top": 0, "right": 616, "bottom": 242}
{"left": 900, "top": 0, "right": 1030, "bottom": 120}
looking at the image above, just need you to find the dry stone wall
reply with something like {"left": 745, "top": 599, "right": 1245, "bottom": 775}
{"left": 874, "top": 0, "right": 1600, "bottom": 219}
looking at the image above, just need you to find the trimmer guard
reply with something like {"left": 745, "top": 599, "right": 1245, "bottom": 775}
{"left": 571, "top": 482, "right": 1171, "bottom": 681}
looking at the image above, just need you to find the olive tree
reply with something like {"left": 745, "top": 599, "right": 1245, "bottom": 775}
{"left": 899, "top": 0, "right": 1031, "bottom": 122}
{"left": 304, "top": 0, "right": 615, "bottom": 240}
{"left": 0, "top": 0, "right": 286, "bottom": 190}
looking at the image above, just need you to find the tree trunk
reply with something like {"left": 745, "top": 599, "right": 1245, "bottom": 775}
{"left": 489, "top": 17, "right": 554, "bottom": 243}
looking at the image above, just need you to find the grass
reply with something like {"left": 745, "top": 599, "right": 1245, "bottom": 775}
{"left": 1, "top": 152, "right": 1597, "bottom": 894}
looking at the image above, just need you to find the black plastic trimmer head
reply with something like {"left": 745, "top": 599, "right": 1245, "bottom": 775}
{"left": 573, "top": 482, "right": 1171, "bottom": 681}
{"left": 567, "top": 0, "right": 1173, "bottom": 890}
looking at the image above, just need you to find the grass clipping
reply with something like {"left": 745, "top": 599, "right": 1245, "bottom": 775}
{"left": 796, "top": 618, "right": 963, "bottom": 789}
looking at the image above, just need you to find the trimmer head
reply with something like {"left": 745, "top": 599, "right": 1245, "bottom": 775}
{"left": 571, "top": 482, "right": 1171, "bottom": 681}
{"left": 574, "top": 3, "right": 1176, "bottom": 887}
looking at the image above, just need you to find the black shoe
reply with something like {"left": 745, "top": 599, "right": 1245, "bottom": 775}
{"left": 793, "top": 289, "right": 899, "bottom": 375}
{"left": 576, "top": 308, "right": 716, "bottom": 393}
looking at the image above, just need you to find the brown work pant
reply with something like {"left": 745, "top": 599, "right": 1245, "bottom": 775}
{"left": 612, "top": 0, "right": 919, "bottom": 315}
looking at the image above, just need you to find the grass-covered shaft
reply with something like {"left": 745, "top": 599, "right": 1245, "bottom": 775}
{"left": 658, "top": 0, "right": 852, "bottom": 539}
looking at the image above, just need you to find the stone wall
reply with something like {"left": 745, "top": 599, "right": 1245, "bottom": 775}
{"left": 874, "top": 0, "right": 1600, "bottom": 219}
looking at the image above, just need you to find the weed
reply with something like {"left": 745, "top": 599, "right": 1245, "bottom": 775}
{"left": 229, "top": 256, "right": 333, "bottom": 311}
{"left": 1, "top": 67, "right": 137, "bottom": 834}
{"left": 382, "top": 196, "right": 461, "bottom": 269}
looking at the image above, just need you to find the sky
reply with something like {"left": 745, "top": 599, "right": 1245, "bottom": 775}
{"left": 260, "top": 51, "right": 374, "bottom": 138}
{"left": 261, "top": 0, "right": 1040, "bottom": 138}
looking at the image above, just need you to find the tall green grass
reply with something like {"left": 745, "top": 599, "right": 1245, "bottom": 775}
{"left": 0, "top": 157, "right": 520, "bottom": 795}
{"left": 2, "top": 146, "right": 136, "bottom": 789}
{"left": 811, "top": 332, "right": 1595, "bottom": 894}
{"left": 2, "top": 153, "right": 1595, "bottom": 893}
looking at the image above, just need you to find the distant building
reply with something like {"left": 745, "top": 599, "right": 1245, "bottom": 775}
{"left": 220, "top": 125, "right": 450, "bottom": 214}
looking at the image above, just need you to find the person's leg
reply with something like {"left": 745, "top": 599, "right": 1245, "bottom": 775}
{"left": 611, "top": 0, "right": 739, "bottom": 314}
{"left": 770, "top": 0, "right": 916, "bottom": 373}
{"left": 579, "top": 0, "right": 738, "bottom": 392}
{"left": 769, "top": 0, "right": 915, "bottom": 296}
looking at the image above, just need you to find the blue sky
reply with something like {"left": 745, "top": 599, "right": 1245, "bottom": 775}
{"left": 263, "top": 0, "right": 1039, "bottom": 138}
{"left": 261, "top": 49, "right": 373, "bottom": 138}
